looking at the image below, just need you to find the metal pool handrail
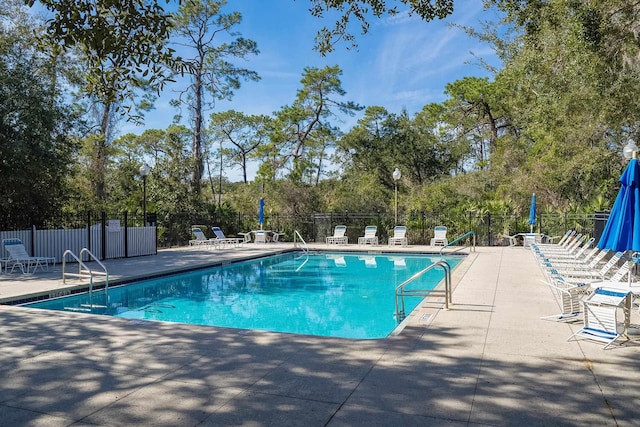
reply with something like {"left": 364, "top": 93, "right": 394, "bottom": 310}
{"left": 293, "top": 230, "right": 309, "bottom": 253}
{"left": 395, "top": 259, "right": 452, "bottom": 321}
{"left": 439, "top": 231, "right": 476, "bottom": 255}
{"left": 62, "top": 248, "right": 109, "bottom": 302}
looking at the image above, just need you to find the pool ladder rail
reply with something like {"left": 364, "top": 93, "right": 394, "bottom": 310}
{"left": 293, "top": 230, "right": 309, "bottom": 254}
{"left": 439, "top": 231, "right": 476, "bottom": 255}
{"left": 395, "top": 259, "right": 452, "bottom": 321}
{"left": 62, "top": 248, "right": 109, "bottom": 310}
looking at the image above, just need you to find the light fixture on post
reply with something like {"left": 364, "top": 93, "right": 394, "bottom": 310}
{"left": 139, "top": 163, "right": 150, "bottom": 226}
{"left": 393, "top": 167, "right": 401, "bottom": 225}
{"left": 623, "top": 139, "right": 639, "bottom": 160}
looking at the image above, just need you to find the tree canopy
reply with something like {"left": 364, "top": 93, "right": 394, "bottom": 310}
{"left": 5, "top": 0, "right": 640, "bottom": 236}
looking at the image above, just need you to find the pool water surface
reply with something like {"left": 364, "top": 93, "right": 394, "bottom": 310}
{"left": 25, "top": 252, "right": 462, "bottom": 339}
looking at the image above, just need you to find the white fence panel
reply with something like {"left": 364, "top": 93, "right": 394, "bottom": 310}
{"left": 106, "top": 229, "right": 125, "bottom": 259}
{"left": 35, "top": 228, "right": 88, "bottom": 263}
{"left": 1, "top": 226, "right": 156, "bottom": 263}
{"left": 89, "top": 227, "right": 104, "bottom": 260}
{"left": 128, "top": 226, "right": 156, "bottom": 257}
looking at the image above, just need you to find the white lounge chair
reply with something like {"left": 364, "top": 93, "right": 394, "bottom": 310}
{"left": 540, "top": 278, "right": 588, "bottom": 322}
{"left": 358, "top": 226, "right": 378, "bottom": 245}
{"left": 430, "top": 226, "right": 448, "bottom": 246}
{"left": 2, "top": 238, "right": 53, "bottom": 273}
{"left": 568, "top": 287, "right": 632, "bottom": 349}
{"left": 212, "top": 227, "right": 244, "bottom": 247}
{"left": 388, "top": 226, "right": 408, "bottom": 246}
{"left": 326, "top": 225, "right": 348, "bottom": 245}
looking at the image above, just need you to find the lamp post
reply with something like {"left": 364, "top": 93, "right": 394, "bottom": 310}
{"left": 393, "top": 167, "right": 401, "bottom": 225}
{"left": 623, "top": 139, "right": 639, "bottom": 160}
{"left": 139, "top": 163, "right": 150, "bottom": 226}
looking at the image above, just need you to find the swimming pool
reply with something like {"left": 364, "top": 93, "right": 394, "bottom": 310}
{"left": 25, "top": 252, "right": 462, "bottom": 339}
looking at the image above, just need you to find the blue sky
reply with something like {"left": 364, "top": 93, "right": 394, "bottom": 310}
{"left": 121, "top": 1, "right": 504, "bottom": 180}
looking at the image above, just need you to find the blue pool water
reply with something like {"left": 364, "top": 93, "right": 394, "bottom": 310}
{"left": 25, "top": 252, "right": 462, "bottom": 339}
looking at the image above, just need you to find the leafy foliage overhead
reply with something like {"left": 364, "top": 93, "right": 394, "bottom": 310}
{"left": 309, "top": 0, "right": 454, "bottom": 53}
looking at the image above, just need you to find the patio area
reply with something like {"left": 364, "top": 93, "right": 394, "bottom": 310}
{"left": 0, "top": 244, "right": 638, "bottom": 426}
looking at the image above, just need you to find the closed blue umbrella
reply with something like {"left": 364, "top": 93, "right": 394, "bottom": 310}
{"left": 597, "top": 158, "right": 640, "bottom": 252}
{"left": 258, "top": 198, "right": 265, "bottom": 229}
{"left": 528, "top": 193, "right": 537, "bottom": 233}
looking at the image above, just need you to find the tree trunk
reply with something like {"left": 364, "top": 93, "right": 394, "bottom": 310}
{"left": 192, "top": 67, "right": 204, "bottom": 194}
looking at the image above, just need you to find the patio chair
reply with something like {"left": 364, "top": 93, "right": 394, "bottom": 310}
{"left": 271, "top": 231, "right": 284, "bottom": 242}
{"left": 430, "top": 226, "right": 448, "bottom": 246}
{"left": 254, "top": 230, "right": 268, "bottom": 243}
{"left": 358, "top": 226, "right": 378, "bottom": 245}
{"left": 540, "top": 278, "right": 589, "bottom": 322}
{"left": 212, "top": 227, "right": 245, "bottom": 247}
{"left": 568, "top": 287, "right": 632, "bottom": 349}
{"left": 189, "top": 227, "right": 217, "bottom": 248}
{"left": 326, "top": 225, "right": 348, "bottom": 245}
{"left": 2, "top": 238, "right": 53, "bottom": 274}
{"left": 499, "top": 233, "right": 519, "bottom": 246}
{"left": 388, "top": 226, "right": 408, "bottom": 246}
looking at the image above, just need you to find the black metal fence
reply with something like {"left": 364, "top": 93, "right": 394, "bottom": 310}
{"left": 2, "top": 209, "right": 609, "bottom": 248}
{"left": 157, "top": 210, "right": 608, "bottom": 247}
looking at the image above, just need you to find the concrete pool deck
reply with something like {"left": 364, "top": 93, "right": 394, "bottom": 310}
{"left": 0, "top": 244, "right": 639, "bottom": 426}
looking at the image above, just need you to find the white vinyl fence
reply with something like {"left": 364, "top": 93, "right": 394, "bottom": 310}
{"left": 0, "top": 224, "right": 156, "bottom": 263}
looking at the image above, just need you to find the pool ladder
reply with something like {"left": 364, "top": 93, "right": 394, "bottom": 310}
{"left": 395, "top": 259, "right": 452, "bottom": 321}
{"left": 62, "top": 248, "right": 109, "bottom": 309}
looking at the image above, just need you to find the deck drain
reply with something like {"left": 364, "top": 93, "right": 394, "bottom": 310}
{"left": 420, "top": 314, "right": 432, "bottom": 322}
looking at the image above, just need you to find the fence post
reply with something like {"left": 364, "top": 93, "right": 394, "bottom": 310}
{"left": 101, "top": 211, "right": 107, "bottom": 261}
{"left": 124, "top": 211, "right": 129, "bottom": 258}
{"left": 31, "top": 224, "right": 36, "bottom": 257}
{"left": 86, "top": 211, "right": 92, "bottom": 258}
{"left": 487, "top": 212, "right": 491, "bottom": 246}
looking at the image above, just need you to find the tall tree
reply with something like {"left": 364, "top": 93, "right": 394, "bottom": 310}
{"left": 171, "top": 0, "right": 259, "bottom": 194}
{"left": 33, "top": 0, "right": 176, "bottom": 203}
{"left": 443, "top": 77, "right": 512, "bottom": 169}
{"left": 209, "top": 110, "right": 271, "bottom": 184}
{"left": 263, "top": 65, "right": 361, "bottom": 184}
{"left": 0, "top": 1, "right": 77, "bottom": 227}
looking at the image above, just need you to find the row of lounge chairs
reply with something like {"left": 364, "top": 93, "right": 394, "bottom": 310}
{"left": 190, "top": 227, "right": 248, "bottom": 249}
{"left": 532, "top": 230, "right": 636, "bottom": 348}
{"left": 325, "top": 225, "right": 449, "bottom": 246}
{"left": 326, "top": 225, "right": 408, "bottom": 246}
{"left": 189, "top": 227, "right": 286, "bottom": 249}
